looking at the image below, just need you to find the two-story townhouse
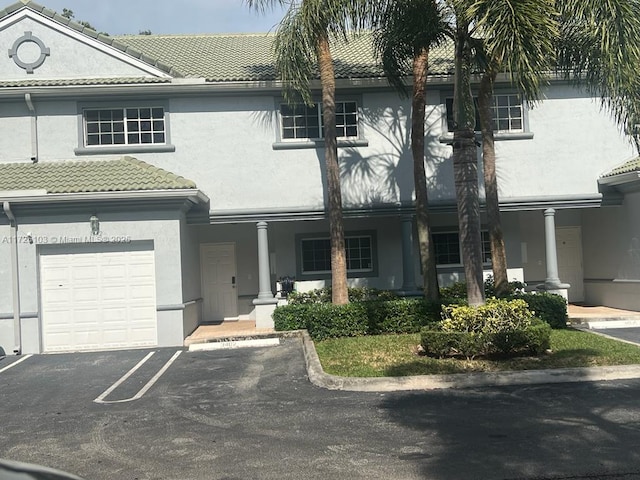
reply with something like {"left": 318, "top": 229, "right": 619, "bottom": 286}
{"left": 0, "top": 0, "right": 637, "bottom": 355}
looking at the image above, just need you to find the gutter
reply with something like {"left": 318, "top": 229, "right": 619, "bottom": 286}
{"left": 0, "top": 189, "right": 210, "bottom": 206}
{"left": 24, "top": 93, "right": 38, "bottom": 162}
{"left": 2, "top": 202, "right": 21, "bottom": 355}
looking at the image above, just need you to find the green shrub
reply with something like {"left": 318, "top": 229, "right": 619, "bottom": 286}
{"left": 440, "top": 298, "right": 534, "bottom": 334}
{"left": 287, "top": 286, "right": 398, "bottom": 305}
{"left": 516, "top": 292, "right": 567, "bottom": 329}
{"left": 522, "top": 321, "right": 553, "bottom": 354}
{"left": 366, "top": 299, "right": 441, "bottom": 334}
{"left": 305, "top": 303, "right": 369, "bottom": 341}
{"left": 273, "top": 302, "right": 369, "bottom": 341}
{"left": 273, "top": 304, "right": 308, "bottom": 331}
{"left": 440, "top": 276, "right": 527, "bottom": 301}
{"left": 274, "top": 297, "right": 442, "bottom": 340}
{"left": 439, "top": 282, "right": 468, "bottom": 300}
{"left": 421, "top": 324, "right": 551, "bottom": 359}
{"left": 421, "top": 299, "right": 551, "bottom": 358}
{"left": 420, "top": 330, "right": 468, "bottom": 357}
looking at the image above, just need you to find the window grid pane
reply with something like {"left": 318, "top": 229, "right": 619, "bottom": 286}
{"left": 433, "top": 232, "right": 461, "bottom": 265}
{"left": 481, "top": 231, "right": 492, "bottom": 264}
{"left": 84, "top": 107, "right": 166, "bottom": 146}
{"left": 433, "top": 231, "right": 492, "bottom": 265}
{"left": 445, "top": 95, "right": 524, "bottom": 133}
{"left": 301, "top": 235, "right": 373, "bottom": 274}
{"left": 491, "top": 95, "right": 523, "bottom": 133}
{"left": 281, "top": 101, "right": 358, "bottom": 140}
{"left": 335, "top": 101, "right": 359, "bottom": 139}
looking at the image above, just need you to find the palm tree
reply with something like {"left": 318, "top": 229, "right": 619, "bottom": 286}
{"left": 470, "top": 0, "right": 640, "bottom": 298}
{"left": 247, "top": 0, "right": 372, "bottom": 305}
{"left": 468, "top": 0, "right": 557, "bottom": 297}
{"left": 372, "top": 0, "right": 446, "bottom": 302}
{"left": 449, "top": 1, "right": 485, "bottom": 305}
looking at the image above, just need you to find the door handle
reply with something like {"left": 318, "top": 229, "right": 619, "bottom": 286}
{"left": 232, "top": 276, "right": 236, "bottom": 287}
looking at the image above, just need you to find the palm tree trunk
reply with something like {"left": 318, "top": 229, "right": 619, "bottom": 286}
{"left": 317, "top": 32, "right": 348, "bottom": 305}
{"left": 478, "top": 68, "right": 509, "bottom": 297}
{"left": 453, "top": 19, "right": 484, "bottom": 306}
{"left": 412, "top": 46, "right": 439, "bottom": 302}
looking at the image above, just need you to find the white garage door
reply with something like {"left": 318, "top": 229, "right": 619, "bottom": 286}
{"left": 40, "top": 244, "right": 158, "bottom": 352}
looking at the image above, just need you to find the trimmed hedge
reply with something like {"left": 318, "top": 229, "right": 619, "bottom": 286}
{"left": 515, "top": 292, "right": 568, "bottom": 329}
{"left": 273, "top": 298, "right": 442, "bottom": 340}
{"left": 420, "top": 299, "right": 552, "bottom": 358}
{"left": 421, "top": 320, "right": 551, "bottom": 359}
{"left": 439, "top": 283, "right": 568, "bottom": 329}
{"left": 287, "top": 286, "right": 398, "bottom": 305}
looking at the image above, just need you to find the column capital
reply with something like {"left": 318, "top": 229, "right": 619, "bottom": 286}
{"left": 256, "top": 221, "right": 268, "bottom": 229}
{"left": 543, "top": 208, "right": 556, "bottom": 216}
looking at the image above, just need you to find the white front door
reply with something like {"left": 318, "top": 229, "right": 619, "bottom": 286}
{"left": 40, "top": 245, "right": 158, "bottom": 352}
{"left": 556, "top": 226, "right": 584, "bottom": 302}
{"left": 201, "top": 243, "right": 238, "bottom": 321}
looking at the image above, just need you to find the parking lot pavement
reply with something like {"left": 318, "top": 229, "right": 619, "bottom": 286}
{"left": 590, "top": 327, "right": 640, "bottom": 345}
{"left": 4, "top": 337, "right": 640, "bottom": 480}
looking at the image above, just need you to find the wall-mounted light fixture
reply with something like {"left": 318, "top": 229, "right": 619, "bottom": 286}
{"left": 90, "top": 214, "right": 99, "bottom": 235}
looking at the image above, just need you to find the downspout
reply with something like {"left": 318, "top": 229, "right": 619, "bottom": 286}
{"left": 3, "top": 202, "right": 22, "bottom": 354}
{"left": 25, "top": 93, "right": 38, "bottom": 163}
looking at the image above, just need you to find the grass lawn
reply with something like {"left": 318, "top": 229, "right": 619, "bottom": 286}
{"left": 314, "top": 328, "right": 640, "bottom": 377}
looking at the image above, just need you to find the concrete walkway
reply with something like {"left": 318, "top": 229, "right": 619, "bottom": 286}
{"left": 184, "top": 320, "right": 275, "bottom": 346}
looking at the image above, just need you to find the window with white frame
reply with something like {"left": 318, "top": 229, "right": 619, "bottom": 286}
{"left": 300, "top": 233, "right": 374, "bottom": 275}
{"left": 83, "top": 107, "right": 166, "bottom": 146}
{"left": 445, "top": 94, "right": 524, "bottom": 133}
{"left": 433, "top": 231, "right": 492, "bottom": 266}
{"left": 280, "top": 100, "right": 359, "bottom": 141}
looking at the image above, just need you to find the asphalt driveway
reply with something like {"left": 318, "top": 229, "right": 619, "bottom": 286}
{"left": 2, "top": 338, "right": 640, "bottom": 480}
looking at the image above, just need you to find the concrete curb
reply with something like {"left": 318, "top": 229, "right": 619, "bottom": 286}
{"left": 298, "top": 330, "right": 640, "bottom": 391}
{"left": 189, "top": 337, "right": 281, "bottom": 351}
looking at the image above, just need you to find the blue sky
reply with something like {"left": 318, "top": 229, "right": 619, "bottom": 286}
{"left": 37, "top": 1, "right": 288, "bottom": 35}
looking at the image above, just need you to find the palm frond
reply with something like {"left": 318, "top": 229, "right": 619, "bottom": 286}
{"left": 557, "top": 0, "right": 640, "bottom": 137}
{"left": 273, "top": 5, "right": 316, "bottom": 105}
{"left": 372, "top": 0, "right": 448, "bottom": 96}
{"left": 468, "top": 0, "right": 558, "bottom": 104}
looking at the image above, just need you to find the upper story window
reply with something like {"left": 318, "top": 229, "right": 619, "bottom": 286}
{"left": 84, "top": 107, "right": 166, "bottom": 147}
{"left": 445, "top": 94, "right": 524, "bottom": 134}
{"left": 433, "top": 231, "right": 492, "bottom": 266}
{"left": 280, "top": 100, "right": 359, "bottom": 141}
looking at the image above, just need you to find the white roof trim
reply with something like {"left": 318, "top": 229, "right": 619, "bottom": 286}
{"left": 0, "top": 8, "right": 173, "bottom": 79}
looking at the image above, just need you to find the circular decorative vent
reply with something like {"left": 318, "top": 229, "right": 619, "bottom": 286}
{"left": 8, "top": 31, "right": 50, "bottom": 73}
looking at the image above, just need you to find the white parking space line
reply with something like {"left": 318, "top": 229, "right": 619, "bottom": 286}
{"left": 0, "top": 355, "right": 32, "bottom": 373}
{"left": 94, "top": 350, "right": 182, "bottom": 404}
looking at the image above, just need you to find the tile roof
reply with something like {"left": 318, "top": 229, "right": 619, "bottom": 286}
{"left": 0, "top": 157, "right": 197, "bottom": 193}
{"left": 113, "top": 33, "right": 456, "bottom": 82}
{"left": 601, "top": 157, "right": 640, "bottom": 178}
{"left": 0, "top": 77, "right": 170, "bottom": 88}
{"left": 1, "top": 1, "right": 456, "bottom": 84}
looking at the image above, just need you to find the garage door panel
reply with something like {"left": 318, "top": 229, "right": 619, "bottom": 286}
{"left": 102, "top": 265, "right": 127, "bottom": 281}
{"left": 131, "top": 305, "right": 156, "bottom": 319}
{"left": 72, "top": 264, "right": 99, "bottom": 280}
{"left": 102, "top": 285, "right": 128, "bottom": 302}
{"left": 74, "top": 286, "right": 100, "bottom": 303}
{"left": 40, "top": 246, "right": 158, "bottom": 352}
{"left": 129, "top": 285, "right": 156, "bottom": 301}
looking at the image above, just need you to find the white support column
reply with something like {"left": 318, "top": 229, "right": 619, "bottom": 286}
{"left": 399, "top": 215, "right": 420, "bottom": 295}
{"left": 537, "top": 208, "right": 570, "bottom": 300}
{"left": 252, "top": 221, "right": 277, "bottom": 328}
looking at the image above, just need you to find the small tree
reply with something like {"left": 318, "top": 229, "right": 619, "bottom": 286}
{"left": 247, "top": 0, "right": 375, "bottom": 304}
